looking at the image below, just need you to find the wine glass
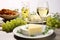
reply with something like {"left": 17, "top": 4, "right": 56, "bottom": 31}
{"left": 37, "top": 1, "right": 49, "bottom": 23}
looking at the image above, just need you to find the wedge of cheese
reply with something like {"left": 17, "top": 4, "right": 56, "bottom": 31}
{"left": 28, "top": 24, "right": 42, "bottom": 35}
{"left": 20, "top": 24, "right": 42, "bottom": 36}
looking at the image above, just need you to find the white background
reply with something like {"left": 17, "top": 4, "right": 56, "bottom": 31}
{"left": 0, "top": 0, "right": 60, "bottom": 13}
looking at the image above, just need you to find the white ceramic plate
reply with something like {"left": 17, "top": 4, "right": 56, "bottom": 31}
{"left": 13, "top": 24, "right": 54, "bottom": 39}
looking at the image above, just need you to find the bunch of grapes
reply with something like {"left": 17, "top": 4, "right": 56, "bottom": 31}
{"left": 46, "top": 14, "right": 60, "bottom": 29}
{"left": 2, "top": 18, "right": 27, "bottom": 32}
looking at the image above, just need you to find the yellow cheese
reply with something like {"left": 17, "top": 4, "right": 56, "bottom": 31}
{"left": 28, "top": 24, "right": 42, "bottom": 35}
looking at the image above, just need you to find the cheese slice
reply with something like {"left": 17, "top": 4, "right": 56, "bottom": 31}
{"left": 28, "top": 24, "right": 42, "bottom": 35}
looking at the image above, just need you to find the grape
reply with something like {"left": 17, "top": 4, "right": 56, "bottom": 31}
{"left": 46, "top": 15, "right": 60, "bottom": 28}
{"left": 2, "top": 18, "right": 27, "bottom": 32}
{"left": 5, "top": 21, "right": 11, "bottom": 32}
{"left": 2, "top": 23, "right": 6, "bottom": 31}
{"left": 9, "top": 22, "right": 13, "bottom": 31}
{"left": 10, "top": 19, "right": 16, "bottom": 27}
{"left": 16, "top": 18, "right": 21, "bottom": 26}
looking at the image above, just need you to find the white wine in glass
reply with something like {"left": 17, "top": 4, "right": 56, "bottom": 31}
{"left": 37, "top": 2, "right": 49, "bottom": 22}
{"left": 37, "top": 7, "right": 49, "bottom": 17}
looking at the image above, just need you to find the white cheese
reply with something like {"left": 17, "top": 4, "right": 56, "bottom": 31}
{"left": 20, "top": 24, "right": 42, "bottom": 36}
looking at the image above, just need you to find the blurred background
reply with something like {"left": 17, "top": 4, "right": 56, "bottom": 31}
{"left": 0, "top": 0, "right": 60, "bottom": 13}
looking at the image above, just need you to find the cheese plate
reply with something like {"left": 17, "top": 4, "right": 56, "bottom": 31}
{"left": 13, "top": 24, "right": 54, "bottom": 39}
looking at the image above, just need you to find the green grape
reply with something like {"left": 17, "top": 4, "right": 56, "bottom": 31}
{"left": 46, "top": 16, "right": 60, "bottom": 29}
{"left": 13, "top": 19, "right": 18, "bottom": 27}
{"left": 16, "top": 18, "right": 21, "bottom": 26}
{"left": 10, "top": 19, "right": 16, "bottom": 27}
{"left": 46, "top": 16, "right": 55, "bottom": 28}
{"left": 46, "top": 17, "right": 52, "bottom": 26}
{"left": 5, "top": 21, "right": 12, "bottom": 32}
{"left": 16, "top": 18, "right": 27, "bottom": 25}
{"left": 20, "top": 19, "right": 25, "bottom": 25}
{"left": 10, "top": 22, "right": 14, "bottom": 27}
{"left": 2, "top": 23, "right": 7, "bottom": 31}
{"left": 22, "top": 21, "right": 27, "bottom": 25}
{"left": 9, "top": 22, "right": 15, "bottom": 31}
{"left": 2, "top": 18, "right": 27, "bottom": 32}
